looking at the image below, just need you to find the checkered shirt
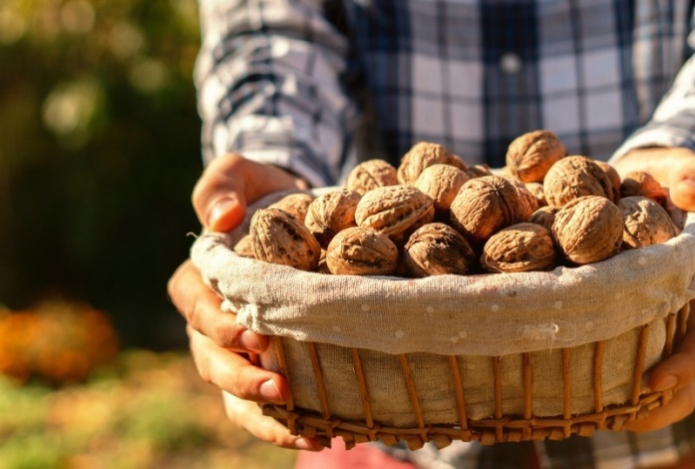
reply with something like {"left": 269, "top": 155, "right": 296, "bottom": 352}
{"left": 195, "top": 0, "right": 695, "bottom": 467}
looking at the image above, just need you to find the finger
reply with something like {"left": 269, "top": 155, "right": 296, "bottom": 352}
{"left": 649, "top": 303, "right": 695, "bottom": 392}
{"left": 669, "top": 179, "right": 695, "bottom": 212}
{"left": 624, "top": 382, "right": 695, "bottom": 432}
{"left": 188, "top": 325, "right": 289, "bottom": 404}
{"left": 222, "top": 392, "right": 323, "bottom": 451}
{"left": 168, "top": 260, "right": 268, "bottom": 352}
{"left": 192, "top": 154, "right": 248, "bottom": 232}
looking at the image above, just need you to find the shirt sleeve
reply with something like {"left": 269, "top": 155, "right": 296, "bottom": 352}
{"left": 195, "top": 0, "right": 355, "bottom": 187}
{"left": 611, "top": 48, "right": 695, "bottom": 162}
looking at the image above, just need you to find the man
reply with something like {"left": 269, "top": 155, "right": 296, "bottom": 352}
{"left": 169, "top": 0, "right": 695, "bottom": 466}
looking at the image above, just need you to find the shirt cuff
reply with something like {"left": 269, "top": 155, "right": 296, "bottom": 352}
{"left": 609, "top": 126, "right": 695, "bottom": 165}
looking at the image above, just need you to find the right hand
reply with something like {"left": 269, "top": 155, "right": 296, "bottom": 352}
{"left": 168, "top": 154, "right": 323, "bottom": 450}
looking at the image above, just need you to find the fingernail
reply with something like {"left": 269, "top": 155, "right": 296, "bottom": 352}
{"left": 240, "top": 330, "right": 265, "bottom": 353}
{"left": 208, "top": 197, "right": 238, "bottom": 229}
{"left": 260, "top": 380, "right": 284, "bottom": 404}
{"left": 653, "top": 375, "right": 679, "bottom": 392}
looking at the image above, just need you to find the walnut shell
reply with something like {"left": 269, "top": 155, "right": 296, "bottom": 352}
{"left": 618, "top": 196, "right": 677, "bottom": 249}
{"left": 481, "top": 223, "right": 557, "bottom": 273}
{"left": 397, "top": 142, "right": 467, "bottom": 185}
{"left": 529, "top": 206, "right": 558, "bottom": 232}
{"left": 525, "top": 182, "right": 547, "bottom": 207}
{"left": 595, "top": 161, "right": 621, "bottom": 203}
{"left": 414, "top": 164, "right": 469, "bottom": 213}
{"left": 326, "top": 227, "right": 399, "bottom": 275}
{"left": 355, "top": 185, "right": 435, "bottom": 239}
{"left": 268, "top": 192, "right": 314, "bottom": 223}
{"left": 620, "top": 171, "right": 668, "bottom": 206}
{"left": 403, "top": 223, "right": 476, "bottom": 277}
{"left": 305, "top": 189, "right": 361, "bottom": 247}
{"left": 503, "top": 176, "right": 539, "bottom": 221}
{"left": 505, "top": 130, "right": 567, "bottom": 182}
{"left": 250, "top": 208, "right": 321, "bottom": 271}
{"left": 463, "top": 164, "right": 493, "bottom": 179}
{"left": 345, "top": 159, "right": 399, "bottom": 195}
{"left": 233, "top": 234, "right": 255, "bottom": 258}
{"left": 543, "top": 156, "right": 614, "bottom": 208}
{"left": 551, "top": 196, "right": 623, "bottom": 265}
{"left": 449, "top": 175, "right": 524, "bottom": 244}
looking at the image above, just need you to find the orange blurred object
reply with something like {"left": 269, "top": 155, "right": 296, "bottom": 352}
{"left": 0, "top": 301, "right": 119, "bottom": 384}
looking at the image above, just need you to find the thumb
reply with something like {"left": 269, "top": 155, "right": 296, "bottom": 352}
{"left": 192, "top": 155, "right": 248, "bottom": 232}
{"left": 669, "top": 179, "right": 695, "bottom": 212}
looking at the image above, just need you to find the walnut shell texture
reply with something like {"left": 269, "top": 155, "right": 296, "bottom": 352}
{"left": 525, "top": 182, "right": 547, "bottom": 207}
{"left": 397, "top": 141, "right": 467, "bottom": 185}
{"left": 305, "top": 188, "right": 361, "bottom": 247}
{"left": 268, "top": 192, "right": 314, "bottom": 223}
{"left": 620, "top": 171, "right": 668, "bottom": 206}
{"left": 232, "top": 234, "right": 255, "bottom": 258}
{"left": 326, "top": 227, "right": 399, "bottom": 275}
{"left": 250, "top": 208, "right": 321, "bottom": 271}
{"left": 449, "top": 175, "right": 524, "bottom": 244}
{"left": 529, "top": 206, "right": 558, "bottom": 232}
{"left": 505, "top": 130, "right": 566, "bottom": 182}
{"left": 463, "top": 164, "right": 493, "bottom": 179}
{"left": 403, "top": 223, "right": 476, "bottom": 277}
{"left": 481, "top": 223, "right": 557, "bottom": 273}
{"left": 595, "top": 161, "right": 621, "bottom": 203}
{"left": 618, "top": 196, "right": 677, "bottom": 249}
{"left": 552, "top": 196, "right": 623, "bottom": 265}
{"left": 414, "top": 164, "right": 469, "bottom": 213}
{"left": 543, "top": 156, "right": 613, "bottom": 208}
{"left": 345, "top": 159, "right": 399, "bottom": 195}
{"left": 355, "top": 185, "right": 435, "bottom": 238}
{"left": 503, "top": 176, "right": 539, "bottom": 221}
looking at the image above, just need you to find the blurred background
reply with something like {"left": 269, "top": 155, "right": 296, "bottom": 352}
{"left": 0, "top": 0, "right": 294, "bottom": 466}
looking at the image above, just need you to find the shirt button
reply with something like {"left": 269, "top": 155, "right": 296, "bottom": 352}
{"left": 500, "top": 52, "right": 522, "bottom": 74}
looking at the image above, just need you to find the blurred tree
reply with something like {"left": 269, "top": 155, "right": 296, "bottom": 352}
{"left": 0, "top": 0, "right": 203, "bottom": 348}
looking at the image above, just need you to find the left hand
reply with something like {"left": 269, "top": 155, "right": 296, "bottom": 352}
{"left": 613, "top": 147, "right": 695, "bottom": 431}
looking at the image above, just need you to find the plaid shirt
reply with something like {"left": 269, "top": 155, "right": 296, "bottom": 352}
{"left": 195, "top": 0, "right": 695, "bottom": 467}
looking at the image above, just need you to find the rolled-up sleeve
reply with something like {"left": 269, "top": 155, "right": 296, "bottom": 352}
{"left": 195, "top": 0, "right": 355, "bottom": 187}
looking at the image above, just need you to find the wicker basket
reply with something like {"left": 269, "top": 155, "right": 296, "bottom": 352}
{"left": 256, "top": 304, "right": 689, "bottom": 450}
{"left": 191, "top": 189, "right": 695, "bottom": 450}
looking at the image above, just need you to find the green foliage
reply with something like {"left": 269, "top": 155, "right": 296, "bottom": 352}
{"left": 0, "top": 0, "right": 203, "bottom": 347}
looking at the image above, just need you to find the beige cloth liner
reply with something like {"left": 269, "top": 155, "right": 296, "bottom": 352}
{"left": 191, "top": 188, "right": 695, "bottom": 425}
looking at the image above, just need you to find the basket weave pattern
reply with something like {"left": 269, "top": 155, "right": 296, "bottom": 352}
{"left": 259, "top": 304, "right": 689, "bottom": 450}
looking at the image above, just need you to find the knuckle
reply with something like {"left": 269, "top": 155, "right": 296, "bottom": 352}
{"left": 213, "top": 323, "right": 242, "bottom": 349}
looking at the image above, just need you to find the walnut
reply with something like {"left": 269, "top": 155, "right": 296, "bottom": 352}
{"left": 326, "top": 227, "right": 399, "bottom": 275}
{"left": 525, "top": 182, "right": 547, "bottom": 207}
{"left": 397, "top": 142, "right": 467, "bottom": 185}
{"left": 620, "top": 171, "right": 668, "bottom": 206}
{"left": 463, "top": 164, "right": 493, "bottom": 179}
{"left": 480, "top": 223, "right": 557, "bottom": 273}
{"left": 618, "top": 196, "right": 677, "bottom": 249}
{"left": 664, "top": 192, "right": 686, "bottom": 233}
{"left": 403, "top": 223, "right": 476, "bottom": 277}
{"left": 449, "top": 175, "right": 524, "bottom": 244}
{"left": 345, "top": 159, "right": 398, "bottom": 195}
{"left": 250, "top": 208, "right": 321, "bottom": 271}
{"left": 233, "top": 234, "right": 255, "bottom": 258}
{"left": 551, "top": 196, "right": 623, "bottom": 265}
{"left": 502, "top": 176, "right": 539, "bottom": 221}
{"left": 529, "top": 206, "right": 558, "bottom": 232}
{"left": 543, "top": 156, "right": 614, "bottom": 208}
{"left": 505, "top": 130, "right": 566, "bottom": 182}
{"left": 355, "top": 185, "right": 435, "bottom": 239}
{"left": 304, "top": 189, "right": 361, "bottom": 248}
{"left": 268, "top": 192, "right": 314, "bottom": 223}
{"left": 595, "top": 161, "right": 621, "bottom": 203}
{"left": 414, "top": 164, "right": 469, "bottom": 213}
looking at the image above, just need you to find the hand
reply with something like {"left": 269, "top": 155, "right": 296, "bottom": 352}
{"left": 168, "top": 154, "right": 321, "bottom": 450}
{"left": 624, "top": 300, "right": 695, "bottom": 432}
{"left": 612, "top": 146, "right": 695, "bottom": 211}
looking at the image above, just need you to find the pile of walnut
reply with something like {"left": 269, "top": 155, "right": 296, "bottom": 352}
{"left": 234, "top": 130, "right": 686, "bottom": 277}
